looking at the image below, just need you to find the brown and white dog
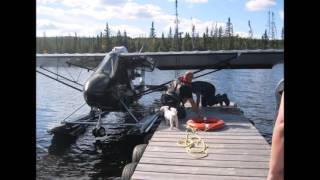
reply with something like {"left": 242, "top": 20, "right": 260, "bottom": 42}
{"left": 159, "top": 106, "right": 179, "bottom": 130}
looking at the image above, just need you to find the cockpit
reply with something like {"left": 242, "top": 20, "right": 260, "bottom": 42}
{"left": 95, "top": 52, "right": 117, "bottom": 78}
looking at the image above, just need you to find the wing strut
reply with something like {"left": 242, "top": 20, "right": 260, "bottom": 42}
{"left": 39, "top": 66, "right": 84, "bottom": 86}
{"left": 36, "top": 69, "right": 83, "bottom": 92}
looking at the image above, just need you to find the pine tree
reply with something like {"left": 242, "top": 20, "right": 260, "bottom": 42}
{"left": 191, "top": 24, "right": 196, "bottom": 50}
{"left": 262, "top": 29, "right": 269, "bottom": 49}
{"left": 149, "top": 21, "right": 156, "bottom": 38}
{"left": 214, "top": 23, "right": 218, "bottom": 38}
{"left": 218, "top": 27, "right": 223, "bottom": 49}
{"left": 168, "top": 27, "right": 172, "bottom": 38}
{"left": 99, "top": 32, "right": 103, "bottom": 52}
{"left": 225, "top": 17, "right": 233, "bottom": 37}
{"left": 202, "top": 33, "right": 208, "bottom": 50}
{"left": 73, "top": 32, "right": 78, "bottom": 52}
{"left": 116, "top": 30, "right": 122, "bottom": 46}
{"left": 104, "top": 22, "right": 111, "bottom": 51}
{"left": 55, "top": 36, "right": 59, "bottom": 53}
{"left": 160, "top": 32, "right": 168, "bottom": 51}
{"left": 205, "top": 27, "right": 209, "bottom": 38}
{"left": 182, "top": 32, "right": 192, "bottom": 51}
{"left": 42, "top": 32, "right": 48, "bottom": 53}
{"left": 123, "top": 30, "right": 128, "bottom": 48}
{"left": 167, "top": 27, "right": 174, "bottom": 50}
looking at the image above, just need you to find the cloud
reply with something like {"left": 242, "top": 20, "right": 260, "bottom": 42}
{"left": 37, "top": 19, "right": 104, "bottom": 36}
{"left": 37, "top": 0, "right": 223, "bottom": 37}
{"left": 37, "top": 0, "right": 58, "bottom": 3}
{"left": 245, "top": 0, "right": 276, "bottom": 11}
{"left": 279, "top": 10, "right": 284, "bottom": 20}
{"left": 37, "top": 23, "right": 59, "bottom": 30}
{"left": 37, "top": 0, "right": 172, "bottom": 37}
{"left": 185, "top": 0, "right": 208, "bottom": 3}
{"left": 234, "top": 31, "right": 249, "bottom": 38}
{"left": 120, "top": 3, "right": 163, "bottom": 19}
{"left": 111, "top": 25, "right": 146, "bottom": 37}
{"left": 168, "top": 0, "right": 208, "bottom": 3}
{"left": 100, "top": 0, "right": 129, "bottom": 5}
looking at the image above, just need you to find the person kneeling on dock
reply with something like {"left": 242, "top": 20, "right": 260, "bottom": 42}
{"left": 161, "top": 71, "right": 200, "bottom": 118}
{"left": 191, "top": 81, "right": 230, "bottom": 107}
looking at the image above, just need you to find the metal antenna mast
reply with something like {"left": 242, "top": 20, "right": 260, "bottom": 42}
{"left": 174, "top": 0, "right": 180, "bottom": 78}
{"left": 271, "top": 12, "right": 277, "bottom": 40}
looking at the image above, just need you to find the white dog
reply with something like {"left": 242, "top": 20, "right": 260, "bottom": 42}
{"left": 160, "top": 106, "right": 179, "bottom": 130}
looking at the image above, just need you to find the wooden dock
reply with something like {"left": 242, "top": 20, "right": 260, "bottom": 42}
{"left": 131, "top": 105, "right": 271, "bottom": 180}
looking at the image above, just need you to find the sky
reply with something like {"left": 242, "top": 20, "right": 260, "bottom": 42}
{"left": 37, "top": 0, "right": 284, "bottom": 39}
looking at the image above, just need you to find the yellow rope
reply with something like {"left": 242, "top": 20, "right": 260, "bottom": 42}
{"left": 177, "top": 127, "right": 208, "bottom": 159}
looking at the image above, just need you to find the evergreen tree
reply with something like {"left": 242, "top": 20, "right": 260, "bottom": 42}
{"left": 42, "top": 32, "right": 48, "bottom": 53}
{"left": 218, "top": 27, "right": 223, "bottom": 49}
{"left": 201, "top": 33, "right": 207, "bottom": 50}
{"left": 149, "top": 21, "right": 156, "bottom": 38}
{"left": 205, "top": 27, "right": 209, "bottom": 38}
{"left": 54, "top": 36, "right": 59, "bottom": 53}
{"left": 214, "top": 23, "right": 218, "bottom": 38}
{"left": 104, "top": 22, "right": 111, "bottom": 51}
{"left": 99, "top": 32, "right": 103, "bottom": 52}
{"left": 168, "top": 27, "right": 172, "bottom": 38}
{"left": 160, "top": 32, "right": 168, "bottom": 51}
{"left": 218, "top": 26, "right": 223, "bottom": 38}
{"left": 123, "top": 30, "right": 128, "bottom": 48}
{"left": 191, "top": 24, "right": 196, "bottom": 50}
{"left": 210, "top": 25, "right": 214, "bottom": 37}
{"left": 73, "top": 32, "right": 78, "bottom": 53}
{"left": 116, "top": 30, "right": 122, "bottom": 46}
{"left": 262, "top": 29, "right": 269, "bottom": 49}
{"left": 168, "top": 27, "right": 174, "bottom": 50}
{"left": 225, "top": 17, "right": 233, "bottom": 37}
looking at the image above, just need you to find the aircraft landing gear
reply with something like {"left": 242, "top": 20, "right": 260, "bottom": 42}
{"left": 92, "top": 108, "right": 106, "bottom": 137}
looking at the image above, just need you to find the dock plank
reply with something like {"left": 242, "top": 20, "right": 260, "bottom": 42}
{"left": 150, "top": 137, "right": 269, "bottom": 144}
{"left": 144, "top": 146, "right": 270, "bottom": 155}
{"left": 151, "top": 134, "right": 266, "bottom": 140}
{"left": 158, "top": 127, "right": 260, "bottom": 133}
{"left": 132, "top": 171, "right": 266, "bottom": 180}
{"left": 142, "top": 151, "right": 271, "bottom": 162}
{"left": 154, "top": 131, "right": 263, "bottom": 136}
{"left": 134, "top": 164, "right": 268, "bottom": 177}
{"left": 139, "top": 157, "right": 269, "bottom": 169}
{"left": 148, "top": 141, "right": 271, "bottom": 150}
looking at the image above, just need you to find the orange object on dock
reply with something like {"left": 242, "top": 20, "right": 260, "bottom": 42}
{"left": 187, "top": 117, "right": 225, "bottom": 131}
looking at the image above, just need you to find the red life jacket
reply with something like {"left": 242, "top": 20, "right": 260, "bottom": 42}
{"left": 178, "top": 76, "right": 191, "bottom": 86}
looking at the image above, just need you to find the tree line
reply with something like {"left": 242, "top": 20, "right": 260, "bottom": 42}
{"left": 37, "top": 20, "right": 283, "bottom": 54}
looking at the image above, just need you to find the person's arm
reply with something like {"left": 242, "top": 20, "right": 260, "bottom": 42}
{"left": 187, "top": 98, "right": 200, "bottom": 115}
{"left": 267, "top": 92, "right": 284, "bottom": 180}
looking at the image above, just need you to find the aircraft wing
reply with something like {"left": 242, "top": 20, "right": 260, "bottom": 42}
{"left": 36, "top": 53, "right": 106, "bottom": 70}
{"left": 36, "top": 49, "right": 283, "bottom": 70}
{"left": 120, "top": 49, "right": 284, "bottom": 70}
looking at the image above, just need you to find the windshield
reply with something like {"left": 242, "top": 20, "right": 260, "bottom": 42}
{"left": 95, "top": 53, "right": 116, "bottom": 76}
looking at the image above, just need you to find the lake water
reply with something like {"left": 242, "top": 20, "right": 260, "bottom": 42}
{"left": 36, "top": 64, "right": 283, "bottom": 179}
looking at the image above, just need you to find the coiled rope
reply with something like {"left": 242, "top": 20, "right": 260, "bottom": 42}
{"left": 177, "top": 127, "right": 208, "bottom": 159}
